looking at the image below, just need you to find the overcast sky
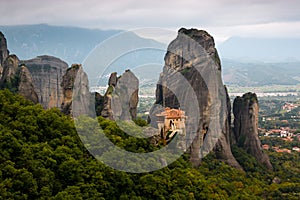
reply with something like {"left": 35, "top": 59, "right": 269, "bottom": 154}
{"left": 1, "top": 0, "right": 300, "bottom": 43}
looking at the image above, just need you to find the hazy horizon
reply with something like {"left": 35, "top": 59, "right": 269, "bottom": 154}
{"left": 1, "top": 0, "right": 300, "bottom": 44}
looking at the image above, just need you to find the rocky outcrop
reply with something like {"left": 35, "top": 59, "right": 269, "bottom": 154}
{"left": 0, "top": 32, "right": 9, "bottom": 76}
{"left": 0, "top": 32, "right": 92, "bottom": 115}
{"left": 113, "top": 70, "right": 139, "bottom": 120}
{"left": 0, "top": 32, "right": 37, "bottom": 103}
{"left": 149, "top": 28, "right": 239, "bottom": 168}
{"left": 108, "top": 72, "right": 118, "bottom": 87}
{"left": 21, "top": 55, "right": 68, "bottom": 109}
{"left": 0, "top": 31, "right": 88, "bottom": 112}
{"left": 233, "top": 92, "right": 272, "bottom": 170}
{"left": 0, "top": 54, "right": 38, "bottom": 103}
{"left": 100, "top": 70, "right": 139, "bottom": 120}
{"left": 0, "top": 55, "right": 19, "bottom": 87}
{"left": 63, "top": 64, "right": 91, "bottom": 117}
{"left": 17, "top": 65, "right": 39, "bottom": 103}
{"left": 61, "top": 64, "right": 82, "bottom": 115}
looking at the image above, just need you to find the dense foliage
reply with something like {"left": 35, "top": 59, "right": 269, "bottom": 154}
{"left": 0, "top": 90, "right": 299, "bottom": 199}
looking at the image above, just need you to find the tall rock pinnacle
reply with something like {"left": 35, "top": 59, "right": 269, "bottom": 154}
{"left": 61, "top": 64, "right": 90, "bottom": 116}
{"left": 0, "top": 32, "right": 9, "bottom": 75}
{"left": 100, "top": 70, "right": 139, "bottom": 121}
{"left": 149, "top": 28, "right": 240, "bottom": 168}
{"left": 233, "top": 93, "right": 273, "bottom": 170}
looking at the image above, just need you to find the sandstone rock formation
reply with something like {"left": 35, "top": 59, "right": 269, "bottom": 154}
{"left": 0, "top": 54, "right": 38, "bottom": 103}
{"left": 108, "top": 72, "right": 118, "bottom": 87}
{"left": 0, "top": 32, "right": 9, "bottom": 76}
{"left": 100, "top": 70, "right": 139, "bottom": 120}
{"left": 0, "top": 30, "right": 272, "bottom": 171}
{"left": 233, "top": 92, "right": 273, "bottom": 170}
{"left": 0, "top": 55, "right": 19, "bottom": 87}
{"left": 0, "top": 32, "right": 92, "bottom": 114}
{"left": 21, "top": 55, "right": 68, "bottom": 109}
{"left": 63, "top": 64, "right": 91, "bottom": 117}
{"left": 149, "top": 28, "right": 239, "bottom": 168}
{"left": 61, "top": 64, "right": 84, "bottom": 115}
{"left": 17, "top": 65, "right": 39, "bottom": 103}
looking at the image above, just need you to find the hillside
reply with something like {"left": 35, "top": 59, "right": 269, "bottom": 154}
{"left": 0, "top": 90, "right": 299, "bottom": 199}
{"left": 0, "top": 24, "right": 164, "bottom": 66}
{"left": 222, "top": 59, "right": 300, "bottom": 86}
{"left": 0, "top": 26, "right": 299, "bottom": 199}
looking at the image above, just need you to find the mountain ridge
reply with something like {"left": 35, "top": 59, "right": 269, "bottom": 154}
{"left": 1, "top": 24, "right": 300, "bottom": 87}
{"left": 219, "top": 36, "right": 300, "bottom": 62}
{"left": 0, "top": 24, "right": 164, "bottom": 66}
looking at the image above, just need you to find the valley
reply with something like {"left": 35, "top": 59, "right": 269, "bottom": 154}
{"left": 0, "top": 25, "right": 299, "bottom": 199}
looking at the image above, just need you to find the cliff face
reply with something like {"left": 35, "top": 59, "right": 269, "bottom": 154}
{"left": 0, "top": 32, "right": 38, "bottom": 103}
{"left": 0, "top": 54, "right": 38, "bottom": 103}
{"left": 100, "top": 70, "right": 139, "bottom": 120}
{"left": 21, "top": 56, "right": 68, "bottom": 109}
{"left": 0, "top": 30, "right": 91, "bottom": 112}
{"left": 0, "top": 55, "right": 19, "bottom": 86}
{"left": 99, "top": 72, "right": 117, "bottom": 119}
{"left": 61, "top": 64, "right": 84, "bottom": 115}
{"left": 233, "top": 93, "right": 272, "bottom": 170}
{"left": 113, "top": 70, "right": 139, "bottom": 120}
{"left": 63, "top": 64, "right": 91, "bottom": 117}
{"left": 0, "top": 32, "right": 9, "bottom": 76}
{"left": 17, "top": 65, "right": 39, "bottom": 103}
{"left": 149, "top": 28, "right": 239, "bottom": 168}
{"left": 214, "top": 86, "right": 243, "bottom": 170}
{"left": 0, "top": 32, "right": 93, "bottom": 115}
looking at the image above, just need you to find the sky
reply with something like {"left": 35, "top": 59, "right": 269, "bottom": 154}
{"left": 1, "top": 0, "right": 300, "bottom": 44}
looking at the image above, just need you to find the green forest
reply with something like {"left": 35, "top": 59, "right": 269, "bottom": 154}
{"left": 0, "top": 90, "right": 299, "bottom": 199}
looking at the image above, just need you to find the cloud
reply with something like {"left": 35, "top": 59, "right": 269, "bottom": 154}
{"left": 1, "top": 0, "right": 300, "bottom": 41}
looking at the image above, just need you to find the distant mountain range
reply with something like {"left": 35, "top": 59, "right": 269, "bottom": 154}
{"left": 0, "top": 24, "right": 299, "bottom": 86}
{"left": 0, "top": 24, "right": 121, "bottom": 65}
{"left": 218, "top": 37, "right": 300, "bottom": 62}
{"left": 221, "top": 59, "right": 300, "bottom": 86}
{"left": 219, "top": 36, "right": 300, "bottom": 86}
{"left": 0, "top": 24, "right": 166, "bottom": 86}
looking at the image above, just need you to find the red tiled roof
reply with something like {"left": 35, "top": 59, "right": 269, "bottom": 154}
{"left": 156, "top": 107, "right": 186, "bottom": 119}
